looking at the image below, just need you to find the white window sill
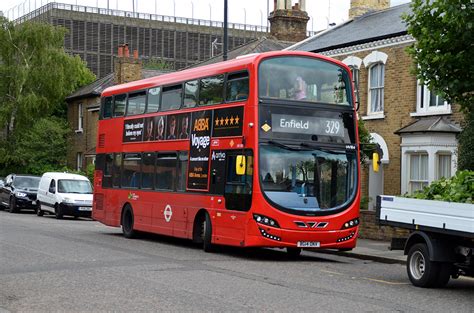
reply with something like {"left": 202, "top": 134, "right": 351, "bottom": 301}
{"left": 75, "top": 129, "right": 83, "bottom": 134}
{"left": 361, "top": 113, "right": 385, "bottom": 120}
{"left": 410, "top": 110, "right": 452, "bottom": 117}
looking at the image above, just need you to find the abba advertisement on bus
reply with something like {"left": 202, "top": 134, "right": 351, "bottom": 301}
{"left": 122, "top": 106, "right": 244, "bottom": 191}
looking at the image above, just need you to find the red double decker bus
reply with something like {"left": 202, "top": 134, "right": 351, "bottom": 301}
{"left": 93, "top": 51, "right": 361, "bottom": 255}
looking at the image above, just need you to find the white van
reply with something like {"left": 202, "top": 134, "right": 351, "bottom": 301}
{"left": 36, "top": 172, "right": 93, "bottom": 219}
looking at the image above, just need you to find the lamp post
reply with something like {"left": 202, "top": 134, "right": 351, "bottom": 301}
{"left": 190, "top": 1, "right": 194, "bottom": 19}
{"left": 173, "top": 0, "right": 176, "bottom": 17}
{"left": 259, "top": 9, "right": 263, "bottom": 27}
{"left": 223, "top": 0, "right": 228, "bottom": 61}
{"left": 243, "top": 8, "right": 246, "bottom": 26}
{"left": 208, "top": 3, "right": 211, "bottom": 21}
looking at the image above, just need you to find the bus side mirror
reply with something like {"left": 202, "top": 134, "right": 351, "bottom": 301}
{"left": 372, "top": 152, "right": 380, "bottom": 173}
{"left": 236, "top": 155, "right": 246, "bottom": 176}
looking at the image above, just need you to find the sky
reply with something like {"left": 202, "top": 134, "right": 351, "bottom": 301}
{"left": 1, "top": 0, "right": 411, "bottom": 32}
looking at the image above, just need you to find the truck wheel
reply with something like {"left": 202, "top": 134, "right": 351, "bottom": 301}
{"left": 36, "top": 202, "right": 44, "bottom": 217}
{"left": 434, "top": 263, "right": 452, "bottom": 287}
{"left": 202, "top": 212, "right": 214, "bottom": 252}
{"left": 121, "top": 205, "right": 136, "bottom": 239}
{"left": 407, "top": 243, "right": 440, "bottom": 287}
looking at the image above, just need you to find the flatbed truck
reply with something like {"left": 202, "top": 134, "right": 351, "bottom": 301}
{"left": 376, "top": 195, "right": 474, "bottom": 288}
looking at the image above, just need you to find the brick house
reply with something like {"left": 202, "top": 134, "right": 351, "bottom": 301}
{"left": 66, "top": 45, "right": 170, "bottom": 171}
{"left": 288, "top": 1, "right": 463, "bottom": 239}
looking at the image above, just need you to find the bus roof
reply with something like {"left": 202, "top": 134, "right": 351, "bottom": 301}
{"left": 102, "top": 51, "right": 342, "bottom": 97}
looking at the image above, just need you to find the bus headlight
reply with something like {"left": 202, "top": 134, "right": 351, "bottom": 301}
{"left": 253, "top": 214, "right": 280, "bottom": 228}
{"left": 342, "top": 218, "right": 359, "bottom": 229}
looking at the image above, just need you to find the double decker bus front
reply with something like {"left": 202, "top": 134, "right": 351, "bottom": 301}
{"left": 249, "top": 54, "right": 360, "bottom": 249}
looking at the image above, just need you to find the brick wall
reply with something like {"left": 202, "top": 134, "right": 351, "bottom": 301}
{"left": 67, "top": 97, "right": 100, "bottom": 170}
{"left": 358, "top": 210, "right": 409, "bottom": 241}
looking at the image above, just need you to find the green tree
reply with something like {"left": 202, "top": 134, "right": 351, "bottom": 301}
{"left": 458, "top": 109, "right": 474, "bottom": 170}
{"left": 0, "top": 18, "right": 95, "bottom": 174}
{"left": 0, "top": 18, "right": 95, "bottom": 137}
{"left": 404, "top": 0, "right": 474, "bottom": 112}
{"left": 0, "top": 117, "right": 69, "bottom": 175}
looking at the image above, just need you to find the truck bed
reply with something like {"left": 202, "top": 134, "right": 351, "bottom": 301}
{"left": 376, "top": 195, "right": 474, "bottom": 238}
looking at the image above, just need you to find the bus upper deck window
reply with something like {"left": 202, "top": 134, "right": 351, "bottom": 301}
{"left": 102, "top": 97, "right": 113, "bottom": 119}
{"left": 126, "top": 91, "right": 146, "bottom": 116}
{"left": 183, "top": 80, "right": 198, "bottom": 108}
{"left": 200, "top": 75, "right": 224, "bottom": 106}
{"left": 162, "top": 84, "right": 182, "bottom": 111}
{"left": 146, "top": 87, "right": 161, "bottom": 113}
{"left": 226, "top": 72, "right": 249, "bottom": 102}
{"left": 113, "top": 94, "right": 127, "bottom": 117}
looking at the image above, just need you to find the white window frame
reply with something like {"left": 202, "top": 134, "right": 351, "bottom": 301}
{"left": 436, "top": 152, "right": 452, "bottom": 180}
{"left": 342, "top": 56, "right": 362, "bottom": 102}
{"left": 76, "top": 152, "right": 83, "bottom": 171}
{"left": 408, "top": 152, "right": 429, "bottom": 194}
{"left": 76, "top": 103, "right": 84, "bottom": 133}
{"left": 362, "top": 51, "right": 388, "bottom": 120}
{"left": 400, "top": 133, "right": 458, "bottom": 194}
{"left": 411, "top": 83, "right": 451, "bottom": 116}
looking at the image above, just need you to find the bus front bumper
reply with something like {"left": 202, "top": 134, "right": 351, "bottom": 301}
{"left": 244, "top": 224, "right": 358, "bottom": 249}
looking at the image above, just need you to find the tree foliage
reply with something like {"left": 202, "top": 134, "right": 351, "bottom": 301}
{"left": 0, "top": 117, "right": 69, "bottom": 175}
{"left": 404, "top": 0, "right": 474, "bottom": 112}
{"left": 407, "top": 170, "right": 474, "bottom": 204}
{"left": 0, "top": 18, "right": 95, "bottom": 174}
{"left": 458, "top": 109, "right": 474, "bottom": 170}
{"left": 0, "top": 18, "right": 95, "bottom": 137}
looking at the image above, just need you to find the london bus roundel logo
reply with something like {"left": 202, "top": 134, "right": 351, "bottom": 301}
{"left": 164, "top": 205, "right": 173, "bottom": 222}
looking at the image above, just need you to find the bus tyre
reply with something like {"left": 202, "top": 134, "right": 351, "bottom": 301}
{"left": 121, "top": 205, "right": 136, "bottom": 239}
{"left": 36, "top": 202, "right": 44, "bottom": 217}
{"left": 287, "top": 247, "right": 302, "bottom": 258}
{"left": 407, "top": 243, "right": 440, "bottom": 287}
{"left": 202, "top": 212, "right": 214, "bottom": 252}
{"left": 55, "top": 205, "right": 63, "bottom": 219}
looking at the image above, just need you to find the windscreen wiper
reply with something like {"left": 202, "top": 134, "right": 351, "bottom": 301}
{"left": 267, "top": 140, "right": 303, "bottom": 151}
{"left": 300, "top": 143, "right": 347, "bottom": 155}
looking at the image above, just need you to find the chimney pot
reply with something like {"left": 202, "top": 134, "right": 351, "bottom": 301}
{"left": 133, "top": 50, "right": 138, "bottom": 60}
{"left": 118, "top": 46, "right": 123, "bottom": 57}
{"left": 124, "top": 44, "right": 130, "bottom": 58}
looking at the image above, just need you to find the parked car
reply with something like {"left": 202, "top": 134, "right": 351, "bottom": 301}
{"left": 0, "top": 177, "right": 5, "bottom": 188}
{"left": 36, "top": 172, "right": 93, "bottom": 219}
{"left": 0, "top": 174, "right": 41, "bottom": 213}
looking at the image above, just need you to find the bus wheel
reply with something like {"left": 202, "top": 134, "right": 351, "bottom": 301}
{"left": 121, "top": 205, "right": 136, "bottom": 239}
{"left": 287, "top": 248, "right": 302, "bottom": 258}
{"left": 202, "top": 212, "right": 214, "bottom": 252}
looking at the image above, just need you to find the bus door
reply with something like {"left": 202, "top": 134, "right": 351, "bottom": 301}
{"left": 210, "top": 150, "right": 253, "bottom": 243}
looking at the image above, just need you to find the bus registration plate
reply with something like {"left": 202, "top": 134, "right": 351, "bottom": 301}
{"left": 297, "top": 241, "right": 320, "bottom": 248}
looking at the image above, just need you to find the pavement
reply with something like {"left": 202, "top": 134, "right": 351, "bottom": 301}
{"left": 314, "top": 238, "right": 407, "bottom": 264}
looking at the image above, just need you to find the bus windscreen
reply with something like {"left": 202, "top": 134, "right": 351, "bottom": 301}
{"left": 258, "top": 56, "right": 352, "bottom": 106}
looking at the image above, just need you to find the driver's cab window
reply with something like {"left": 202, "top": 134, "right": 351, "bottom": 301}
{"left": 225, "top": 153, "right": 253, "bottom": 211}
{"left": 49, "top": 179, "right": 56, "bottom": 193}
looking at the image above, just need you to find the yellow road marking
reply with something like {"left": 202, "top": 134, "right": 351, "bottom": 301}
{"left": 362, "top": 277, "right": 409, "bottom": 285}
{"left": 320, "top": 270, "right": 344, "bottom": 276}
